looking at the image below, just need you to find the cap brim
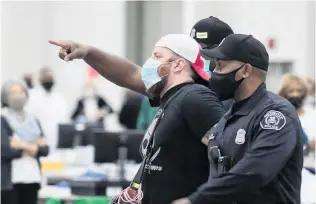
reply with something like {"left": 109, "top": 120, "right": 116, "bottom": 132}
{"left": 199, "top": 43, "right": 208, "bottom": 49}
{"left": 200, "top": 47, "right": 229, "bottom": 60}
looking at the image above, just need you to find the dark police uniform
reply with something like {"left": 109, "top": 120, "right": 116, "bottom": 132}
{"left": 188, "top": 34, "right": 303, "bottom": 204}
{"left": 140, "top": 82, "right": 225, "bottom": 204}
{"left": 188, "top": 83, "right": 303, "bottom": 204}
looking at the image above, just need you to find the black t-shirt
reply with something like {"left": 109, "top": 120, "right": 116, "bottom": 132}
{"left": 140, "top": 83, "right": 225, "bottom": 204}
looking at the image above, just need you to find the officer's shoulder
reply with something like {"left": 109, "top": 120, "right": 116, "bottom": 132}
{"left": 258, "top": 91, "right": 299, "bottom": 131}
{"left": 264, "top": 91, "right": 297, "bottom": 114}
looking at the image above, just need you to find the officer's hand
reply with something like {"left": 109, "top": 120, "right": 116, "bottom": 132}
{"left": 48, "top": 40, "right": 90, "bottom": 61}
{"left": 171, "top": 198, "right": 191, "bottom": 204}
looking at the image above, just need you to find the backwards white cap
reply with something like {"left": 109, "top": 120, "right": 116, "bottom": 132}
{"left": 155, "top": 34, "right": 209, "bottom": 81}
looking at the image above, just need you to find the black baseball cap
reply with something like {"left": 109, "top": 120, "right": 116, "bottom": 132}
{"left": 190, "top": 16, "right": 234, "bottom": 49}
{"left": 200, "top": 34, "right": 269, "bottom": 71}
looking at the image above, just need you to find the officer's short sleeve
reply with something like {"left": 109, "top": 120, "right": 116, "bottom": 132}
{"left": 182, "top": 88, "right": 225, "bottom": 141}
{"left": 188, "top": 109, "right": 301, "bottom": 204}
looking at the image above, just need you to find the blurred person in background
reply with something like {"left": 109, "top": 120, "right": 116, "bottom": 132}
{"left": 119, "top": 89, "right": 142, "bottom": 129}
{"left": 136, "top": 96, "right": 159, "bottom": 130}
{"left": 1, "top": 80, "right": 49, "bottom": 204}
{"left": 305, "top": 78, "right": 315, "bottom": 110}
{"left": 71, "top": 79, "right": 113, "bottom": 127}
{"left": 22, "top": 72, "right": 34, "bottom": 90}
{"left": 278, "top": 74, "right": 316, "bottom": 152}
{"left": 26, "top": 66, "right": 68, "bottom": 151}
{"left": 22, "top": 72, "right": 36, "bottom": 100}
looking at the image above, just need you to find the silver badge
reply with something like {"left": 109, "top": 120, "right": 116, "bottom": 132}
{"left": 235, "top": 129, "right": 246, "bottom": 145}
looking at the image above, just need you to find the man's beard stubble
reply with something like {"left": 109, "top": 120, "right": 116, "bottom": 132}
{"left": 146, "top": 62, "right": 171, "bottom": 98}
{"left": 146, "top": 76, "right": 168, "bottom": 98}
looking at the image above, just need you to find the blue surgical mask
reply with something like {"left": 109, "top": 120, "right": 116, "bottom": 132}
{"left": 141, "top": 58, "right": 162, "bottom": 89}
{"left": 141, "top": 58, "right": 169, "bottom": 97}
{"left": 204, "top": 60, "right": 212, "bottom": 76}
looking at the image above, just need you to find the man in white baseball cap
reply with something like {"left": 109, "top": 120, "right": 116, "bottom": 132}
{"left": 49, "top": 34, "right": 225, "bottom": 204}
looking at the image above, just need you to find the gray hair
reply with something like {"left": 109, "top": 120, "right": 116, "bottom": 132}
{"left": 40, "top": 66, "right": 53, "bottom": 75}
{"left": 1, "top": 80, "right": 28, "bottom": 107}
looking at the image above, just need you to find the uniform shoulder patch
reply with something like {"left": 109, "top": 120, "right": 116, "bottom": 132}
{"left": 260, "top": 110, "right": 286, "bottom": 131}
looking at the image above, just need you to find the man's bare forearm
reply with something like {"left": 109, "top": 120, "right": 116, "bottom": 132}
{"left": 84, "top": 46, "right": 147, "bottom": 95}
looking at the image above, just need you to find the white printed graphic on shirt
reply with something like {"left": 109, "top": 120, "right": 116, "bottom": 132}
{"left": 140, "top": 109, "right": 163, "bottom": 171}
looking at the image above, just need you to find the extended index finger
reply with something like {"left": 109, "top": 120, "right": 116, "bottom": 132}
{"left": 48, "top": 40, "right": 67, "bottom": 47}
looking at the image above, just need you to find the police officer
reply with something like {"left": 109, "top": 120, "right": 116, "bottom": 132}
{"left": 172, "top": 34, "right": 303, "bottom": 204}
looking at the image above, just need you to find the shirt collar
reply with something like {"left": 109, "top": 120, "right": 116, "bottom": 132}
{"left": 160, "top": 82, "right": 194, "bottom": 106}
{"left": 231, "top": 83, "right": 268, "bottom": 116}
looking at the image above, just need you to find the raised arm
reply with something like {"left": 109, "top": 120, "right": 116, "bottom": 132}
{"left": 49, "top": 40, "right": 147, "bottom": 95}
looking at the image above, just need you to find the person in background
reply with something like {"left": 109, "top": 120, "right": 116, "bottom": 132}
{"left": 22, "top": 72, "right": 37, "bottom": 101}
{"left": 22, "top": 72, "right": 34, "bottom": 90}
{"left": 305, "top": 78, "right": 315, "bottom": 110}
{"left": 26, "top": 66, "right": 68, "bottom": 151}
{"left": 119, "top": 90, "right": 142, "bottom": 129}
{"left": 1, "top": 80, "right": 49, "bottom": 204}
{"left": 71, "top": 80, "right": 113, "bottom": 127}
{"left": 136, "top": 96, "right": 159, "bottom": 130}
{"left": 190, "top": 16, "right": 234, "bottom": 111}
{"left": 278, "top": 74, "right": 316, "bottom": 152}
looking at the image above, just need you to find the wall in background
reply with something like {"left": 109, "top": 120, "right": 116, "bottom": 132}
{"left": 140, "top": 1, "right": 183, "bottom": 63}
{"left": 1, "top": 1, "right": 126, "bottom": 130}
{"left": 1, "top": 1, "right": 315, "bottom": 124}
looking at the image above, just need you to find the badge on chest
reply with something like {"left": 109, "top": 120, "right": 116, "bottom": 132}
{"left": 235, "top": 129, "right": 246, "bottom": 145}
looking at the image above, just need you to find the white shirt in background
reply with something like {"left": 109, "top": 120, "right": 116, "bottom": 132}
{"left": 83, "top": 97, "right": 99, "bottom": 123}
{"left": 12, "top": 155, "right": 41, "bottom": 184}
{"left": 26, "top": 87, "right": 69, "bottom": 152}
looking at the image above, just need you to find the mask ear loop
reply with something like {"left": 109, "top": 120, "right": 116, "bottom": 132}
{"left": 145, "top": 61, "right": 173, "bottom": 98}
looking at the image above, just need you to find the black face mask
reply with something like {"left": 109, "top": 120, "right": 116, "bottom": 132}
{"left": 209, "top": 65, "right": 244, "bottom": 101}
{"left": 41, "top": 81, "right": 54, "bottom": 92}
{"left": 24, "top": 78, "right": 33, "bottom": 89}
{"left": 287, "top": 96, "right": 304, "bottom": 109}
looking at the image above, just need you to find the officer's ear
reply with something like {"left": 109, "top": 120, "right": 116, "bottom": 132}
{"left": 241, "top": 64, "right": 253, "bottom": 78}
